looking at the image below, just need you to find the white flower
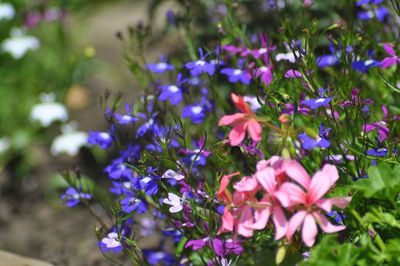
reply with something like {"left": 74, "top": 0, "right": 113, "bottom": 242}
{"left": 51, "top": 132, "right": 88, "bottom": 156}
{"left": 0, "top": 3, "right": 15, "bottom": 20}
{"left": 30, "top": 93, "right": 68, "bottom": 127}
{"left": 0, "top": 137, "right": 11, "bottom": 154}
{"left": 2, "top": 28, "right": 40, "bottom": 59}
{"left": 275, "top": 51, "right": 299, "bottom": 63}
{"left": 163, "top": 193, "right": 183, "bottom": 213}
{"left": 162, "top": 169, "right": 184, "bottom": 181}
{"left": 51, "top": 122, "right": 88, "bottom": 156}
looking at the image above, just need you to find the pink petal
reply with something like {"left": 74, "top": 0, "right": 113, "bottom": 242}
{"left": 255, "top": 167, "right": 277, "bottom": 194}
{"left": 220, "top": 209, "right": 234, "bottom": 232}
{"left": 286, "top": 210, "right": 307, "bottom": 241}
{"left": 316, "top": 197, "right": 351, "bottom": 212}
{"left": 228, "top": 120, "right": 248, "bottom": 146}
{"left": 380, "top": 57, "right": 397, "bottom": 68}
{"left": 217, "top": 172, "right": 240, "bottom": 202}
{"left": 312, "top": 211, "right": 346, "bottom": 233}
{"left": 249, "top": 207, "right": 271, "bottom": 230}
{"left": 279, "top": 182, "right": 306, "bottom": 206}
{"left": 234, "top": 176, "right": 259, "bottom": 192}
{"left": 247, "top": 119, "right": 262, "bottom": 142}
{"left": 218, "top": 113, "right": 245, "bottom": 126}
{"left": 382, "top": 43, "right": 396, "bottom": 57}
{"left": 274, "top": 190, "right": 291, "bottom": 208}
{"left": 256, "top": 156, "right": 282, "bottom": 171}
{"left": 302, "top": 214, "right": 318, "bottom": 247}
{"left": 238, "top": 206, "right": 254, "bottom": 237}
{"left": 272, "top": 206, "right": 288, "bottom": 240}
{"left": 308, "top": 164, "right": 339, "bottom": 203}
{"left": 281, "top": 160, "right": 311, "bottom": 189}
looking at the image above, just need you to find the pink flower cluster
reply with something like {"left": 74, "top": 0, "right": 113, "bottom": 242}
{"left": 217, "top": 156, "right": 351, "bottom": 247}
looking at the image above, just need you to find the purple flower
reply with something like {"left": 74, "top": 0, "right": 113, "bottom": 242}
{"left": 352, "top": 59, "right": 380, "bottom": 73}
{"left": 220, "top": 68, "right": 251, "bottom": 84}
{"left": 284, "top": 69, "right": 303, "bottom": 78}
{"left": 380, "top": 43, "right": 400, "bottom": 68}
{"left": 180, "top": 138, "right": 211, "bottom": 168}
{"left": 104, "top": 158, "right": 133, "bottom": 180}
{"left": 181, "top": 104, "right": 206, "bottom": 124}
{"left": 316, "top": 43, "right": 340, "bottom": 68}
{"left": 114, "top": 103, "right": 137, "bottom": 125}
{"left": 254, "top": 65, "right": 273, "bottom": 86}
{"left": 327, "top": 210, "right": 345, "bottom": 224}
{"left": 298, "top": 124, "right": 331, "bottom": 150}
{"left": 159, "top": 74, "right": 185, "bottom": 105}
{"left": 139, "top": 176, "right": 159, "bottom": 196}
{"left": 87, "top": 131, "right": 112, "bottom": 149}
{"left": 61, "top": 187, "right": 92, "bottom": 208}
{"left": 121, "top": 194, "right": 147, "bottom": 213}
{"left": 357, "top": 7, "right": 388, "bottom": 22}
{"left": 146, "top": 56, "right": 174, "bottom": 74}
{"left": 137, "top": 113, "right": 159, "bottom": 137}
{"left": 99, "top": 232, "right": 123, "bottom": 253}
{"left": 301, "top": 89, "right": 332, "bottom": 109}
{"left": 142, "top": 250, "right": 175, "bottom": 265}
{"left": 162, "top": 227, "right": 183, "bottom": 243}
{"left": 356, "top": 0, "right": 383, "bottom": 5}
{"left": 367, "top": 147, "right": 388, "bottom": 157}
{"left": 185, "top": 238, "right": 243, "bottom": 256}
{"left": 185, "top": 48, "right": 216, "bottom": 76}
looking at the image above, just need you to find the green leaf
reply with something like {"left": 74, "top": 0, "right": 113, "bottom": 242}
{"left": 352, "top": 163, "right": 400, "bottom": 202}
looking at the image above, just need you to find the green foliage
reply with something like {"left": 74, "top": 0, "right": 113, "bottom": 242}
{"left": 353, "top": 163, "right": 400, "bottom": 202}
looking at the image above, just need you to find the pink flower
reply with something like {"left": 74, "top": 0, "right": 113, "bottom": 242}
{"left": 219, "top": 93, "right": 262, "bottom": 146}
{"left": 282, "top": 164, "right": 351, "bottom": 247}
{"left": 380, "top": 43, "right": 400, "bottom": 68}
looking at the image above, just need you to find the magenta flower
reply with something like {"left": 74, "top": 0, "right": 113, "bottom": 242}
{"left": 380, "top": 43, "right": 400, "bottom": 68}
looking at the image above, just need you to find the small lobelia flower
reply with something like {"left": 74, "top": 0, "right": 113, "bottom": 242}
{"left": 30, "top": 93, "right": 68, "bottom": 127}
{"left": 284, "top": 69, "right": 303, "bottom": 78}
{"left": 104, "top": 158, "right": 133, "bottom": 180}
{"left": 220, "top": 67, "right": 251, "bottom": 84}
{"left": 298, "top": 123, "right": 331, "bottom": 150}
{"left": 99, "top": 232, "right": 123, "bottom": 253}
{"left": 146, "top": 56, "right": 175, "bottom": 74}
{"left": 301, "top": 88, "right": 332, "bottom": 109}
{"left": 181, "top": 103, "right": 206, "bottom": 124}
{"left": 51, "top": 122, "right": 88, "bottom": 156}
{"left": 356, "top": 0, "right": 383, "bottom": 6}
{"left": 163, "top": 192, "right": 183, "bottom": 213}
{"left": 281, "top": 164, "right": 351, "bottom": 247}
{"left": 357, "top": 6, "right": 388, "bottom": 22}
{"left": 352, "top": 58, "right": 380, "bottom": 73}
{"left": 158, "top": 74, "right": 185, "bottom": 105}
{"left": 121, "top": 193, "right": 147, "bottom": 213}
{"left": 2, "top": 28, "right": 40, "bottom": 59}
{"left": 162, "top": 169, "right": 185, "bottom": 181}
{"left": 185, "top": 48, "right": 216, "bottom": 76}
{"left": 87, "top": 131, "right": 113, "bottom": 149}
{"left": 61, "top": 187, "right": 92, "bottom": 208}
{"left": 0, "top": 3, "right": 15, "bottom": 20}
{"left": 380, "top": 43, "right": 400, "bottom": 68}
{"left": 218, "top": 93, "right": 262, "bottom": 146}
{"left": 113, "top": 103, "right": 137, "bottom": 125}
